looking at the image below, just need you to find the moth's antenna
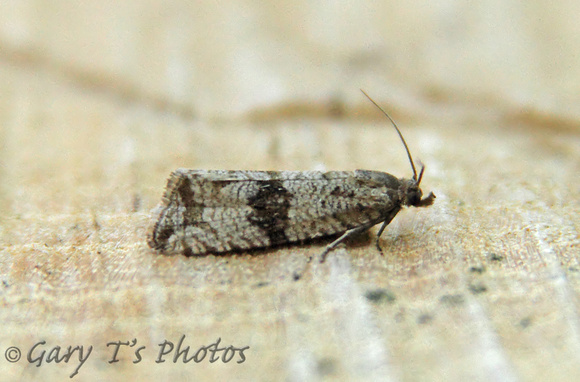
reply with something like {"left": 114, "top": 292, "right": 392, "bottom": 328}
{"left": 360, "top": 89, "right": 418, "bottom": 181}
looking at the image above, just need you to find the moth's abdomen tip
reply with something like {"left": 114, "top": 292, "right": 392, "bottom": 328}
{"left": 146, "top": 227, "right": 166, "bottom": 252}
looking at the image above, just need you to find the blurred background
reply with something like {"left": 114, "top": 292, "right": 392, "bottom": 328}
{"left": 2, "top": 0, "right": 579, "bottom": 119}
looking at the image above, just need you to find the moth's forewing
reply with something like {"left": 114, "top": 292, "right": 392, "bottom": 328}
{"left": 148, "top": 170, "right": 402, "bottom": 255}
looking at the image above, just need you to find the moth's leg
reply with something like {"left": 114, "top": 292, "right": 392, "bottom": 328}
{"left": 375, "top": 209, "right": 400, "bottom": 254}
{"left": 320, "top": 224, "right": 373, "bottom": 263}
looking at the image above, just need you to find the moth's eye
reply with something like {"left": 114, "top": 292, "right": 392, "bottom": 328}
{"left": 407, "top": 190, "right": 422, "bottom": 206}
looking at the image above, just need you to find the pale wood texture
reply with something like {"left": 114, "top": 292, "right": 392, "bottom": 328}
{"left": 1, "top": 2, "right": 580, "bottom": 381}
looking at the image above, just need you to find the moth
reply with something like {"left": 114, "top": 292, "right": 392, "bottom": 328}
{"left": 147, "top": 90, "right": 435, "bottom": 262}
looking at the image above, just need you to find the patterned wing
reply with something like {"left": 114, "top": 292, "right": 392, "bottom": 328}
{"left": 147, "top": 169, "right": 400, "bottom": 256}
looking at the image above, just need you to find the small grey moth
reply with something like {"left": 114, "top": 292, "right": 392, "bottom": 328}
{"left": 147, "top": 90, "right": 435, "bottom": 262}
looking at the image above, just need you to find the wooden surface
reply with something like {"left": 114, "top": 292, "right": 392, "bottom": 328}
{"left": 1, "top": 2, "right": 580, "bottom": 381}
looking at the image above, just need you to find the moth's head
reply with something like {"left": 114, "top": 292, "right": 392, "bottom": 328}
{"left": 401, "top": 165, "right": 436, "bottom": 207}
{"left": 402, "top": 180, "right": 423, "bottom": 206}
{"left": 359, "top": 90, "right": 436, "bottom": 208}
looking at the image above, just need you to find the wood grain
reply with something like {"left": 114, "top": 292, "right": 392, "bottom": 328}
{"left": 1, "top": 3, "right": 580, "bottom": 381}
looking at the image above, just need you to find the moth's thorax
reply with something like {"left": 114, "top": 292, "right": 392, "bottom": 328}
{"left": 398, "top": 178, "right": 423, "bottom": 207}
